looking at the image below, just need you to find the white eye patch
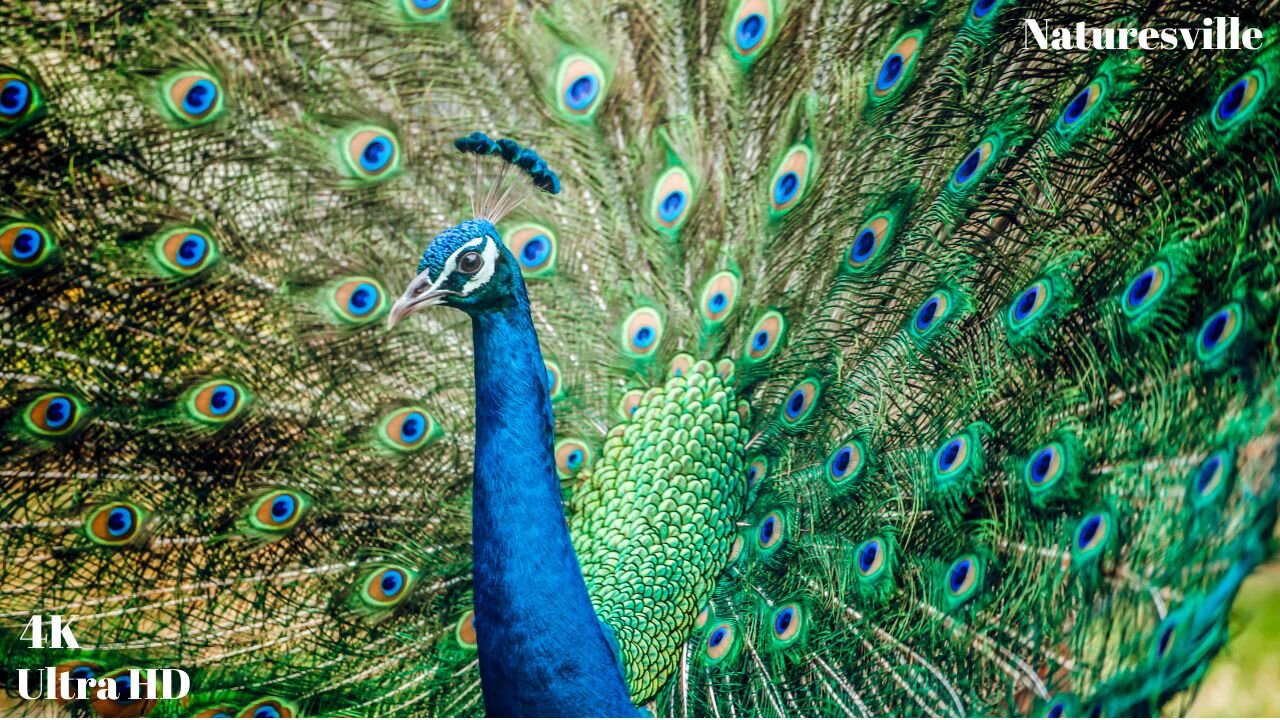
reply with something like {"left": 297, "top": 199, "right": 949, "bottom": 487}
{"left": 440, "top": 236, "right": 498, "bottom": 296}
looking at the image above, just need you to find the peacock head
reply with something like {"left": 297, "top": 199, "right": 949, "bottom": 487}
{"left": 388, "top": 133, "right": 559, "bottom": 326}
{"left": 387, "top": 218, "right": 522, "bottom": 325}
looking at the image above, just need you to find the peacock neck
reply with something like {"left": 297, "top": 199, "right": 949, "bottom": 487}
{"left": 468, "top": 283, "right": 639, "bottom": 718}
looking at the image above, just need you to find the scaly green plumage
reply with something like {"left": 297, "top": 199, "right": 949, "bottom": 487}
{"left": 1, "top": 0, "right": 1279, "bottom": 716}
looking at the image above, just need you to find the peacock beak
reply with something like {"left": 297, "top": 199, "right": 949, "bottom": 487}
{"left": 387, "top": 270, "right": 452, "bottom": 329}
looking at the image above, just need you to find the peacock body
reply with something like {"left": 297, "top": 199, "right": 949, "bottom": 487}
{"left": 2, "top": 0, "right": 1280, "bottom": 716}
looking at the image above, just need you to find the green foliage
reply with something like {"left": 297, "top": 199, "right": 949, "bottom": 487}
{"left": 1, "top": 0, "right": 1278, "bottom": 717}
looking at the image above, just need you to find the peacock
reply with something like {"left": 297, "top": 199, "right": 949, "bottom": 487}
{"left": 1, "top": 0, "right": 1279, "bottom": 716}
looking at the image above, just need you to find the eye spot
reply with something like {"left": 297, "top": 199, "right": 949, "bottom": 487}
{"left": 362, "top": 565, "right": 415, "bottom": 607}
{"left": 1, "top": 221, "right": 56, "bottom": 269}
{"left": 778, "top": 378, "right": 819, "bottom": 426}
{"left": 186, "top": 379, "right": 248, "bottom": 424}
{"left": 329, "top": 277, "right": 388, "bottom": 324}
{"left": 745, "top": 311, "right": 786, "bottom": 361}
{"left": 249, "top": 490, "right": 308, "bottom": 533}
{"left": 756, "top": 510, "right": 785, "bottom": 552}
{"left": 1072, "top": 511, "right": 1112, "bottom": 560}
{"left": 650, "top": 167, "right": 695, "bottom": 232}
{"left": 1212, "top": 68, "right": 1264, "bottom": 131}
{"left": 769, "top": 145, "right": 813, "bottom": 215}
{"left": 700, "top": 271, "right": 740, "bottom": 323}
{"left": 555, "top": 439, "right": 592, "bottom": 479}
{"left": 944, "top": 554, "right": 982, "bottom": 604}
{"left": 0, "top": 76, "right": 33, "bottom": 118}
{"left": 1122, "top": 261, "right": 1170, "bottom": 319}
{"left": 556, "top": 54, "right": 607, "bottom": 119}
{"left": 621, "top": 307, "right": 664, "bottom": 357}
{"left": 826, "top": 440, "right": 866, "bottom": 488}
{"left": 771, "top": 603, "right": 803, "bottom": 644}
{"left": 398, "top": 0, "right": 449, "bottom": 19}
{"left": 86, "top": 502, "right": 143, "bottom": 546}
{"left": 911, "top": 290, "right": 953, "bottom": 338}
{"left": 1009, "top": 280, "right": 1052, "bottom": 329}
{"left": 704, "top": 622, "right": 736, "bottom": 662}
{"left": 342, "top": 127, "right": 400, "bottom": 179}
{"left": 377, "top": 406, "right": 438, "bottom": 452}
{"left": 163, "top": 71, "right": 224, "bottom": 125}
{"left": 950, "top": 139, "right": 996, "bottom": 189}
{"left": 971, "top": 0, "right": 996, "bottom": 18}
{"left": 933, "top": 431, "right": 976, "bottom": 483}
{"left": 456, "top": 609, "right": 478, "bottom": 649}
{"left": 856, "top": 537, "right": 887, "bottom": 578}
{"left": 871, "top": 32, "right": 923, "bottom": 100}
{"left": 24, "top": 392, "right": 86, "bottom": 437}
{"left": 1196, "top": 303, "right": 1243, "bottom": 361}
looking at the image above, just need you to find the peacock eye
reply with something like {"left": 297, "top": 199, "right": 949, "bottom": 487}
{"left": 457, "top": 251, "right": 483, "bottom": 275}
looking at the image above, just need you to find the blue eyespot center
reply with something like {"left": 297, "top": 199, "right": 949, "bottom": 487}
{"left": 1047, "top": 703, "right": 1066, "bottom": 718}
{"left": 709, "top": 292, "right": 727, "bottom": 312}
{"left": 858, "top": 541, "right": 879, "bottom": 572}
{"left": 1015, "top": 287, "right": 1039, "bottom": 320}
{"left": 752, "top": 330, "right": 770, "bottom": 350}
{"left": 659, "top": 190, "right": 687, "bottom": 222}
{"left": 1197, "top": 455, "right": 1222, "bottom": 492}
{"left": 774, "top": 171, "right": 800, "bottom": 205}
{"left": 255, "top": 707, "right": 281, "bottom": 719}
{"left": 360, "top": 137, "right": 393, "bottom": 172}
{"left": 271, "top": 495, "right": 296, "bottom": 522}
{"left": 12, "top": 228, "right": 41, "bottom": 260}
{"left": 45, "top": 397, "right": 72, "bottom": 428}
{"left": 851, "top": 229, "right": 876, "bottom": 262}
{"left": 877, "top": 54, "right": 904, "bottom": 91}
{"left": 381, "top": 569, "right": 405, "bottom": 595}
{"left": 1, "top": 79, "right": 31, "bottom": 116}
{"left": 177, "top": 234, "right": 207, "bottom": 267}
{"left": 737, "top": 14, "right": 766, "bottom": 50}
{"left": 1202, "top": 310, "right": 1229, "bottom": 349}
{"left": 774, "top": 607, "right": 794, "bottom": 634}
{"left": 972, "top": 0, "right": 996, "bottom": 18}
{"left": 69, "top": 666, "right": 96, "bottom": 680}
{"left": 1031, "top": 448, "right": 1055, "bottom": 483}
{"left": 1218, "top": 79, "right": 1247, "bottom": 120}
{"left": 1063, "top": 88, "right": 1090, "bottom": 125}
{"left": 413, "top": 0, "right": 441, "bottom": 7}
{"left": 939, "top": 439, "right": 962, "bottom": 471}
{"left": 567, "top": 449, "right": 583, "bottom": 468}
{"left": 1128, "top": 268, "right": 1155, "bottom": 307}
{"left": 833, "top": 447, "right": 852, "bottom": 475}
{"left": 209, "top": 384, "right": 237, "bottom": 415}
{"left": 709, "top": 627, "right": 727, "bottom": 646}
{"left": 955, "top": 149, "right": 982, "bottom": 184}
{"left": 786, "top": 390, "right": 806, "bottom": 418}
{"left": 949, "top": 559, "right": 971, "bottom": 592}
{"left": 521, "top": 235, "right": 551, "bottom": 266}
{"left": 760, "top": 516, "right": 776, "bottom": 543}
{"left": 916, "top": 298, "right": 940, "bottom": 331}
{"left": 107, "top": 507, "right": 133, "bottom": 536}
{"left": 633, "top": 326, "right": 655, "bottom": 349}
{"left": 113, "top": 675, "right": 134, "bottom": 700}
{"left": 400, "top": 412, "right": 426, "bottom": 443}
{"left": 746, "top": 465, "right": 759, "bottom": 484}
{"left": 182, "top": 79, "right": 217, "bottom": 115}
{"left": 1077, "top": 515, "right": 1102, "bottom": 548}
{"left": 348, "top": 282, "right": 378, "bottom": 315}
{"left": 565, "top": 75, "right": 599, "bottom": 110}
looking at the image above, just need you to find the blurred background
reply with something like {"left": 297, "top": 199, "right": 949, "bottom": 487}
{"left": 1190, "top": 550, "right": 1280, "bottom": 716}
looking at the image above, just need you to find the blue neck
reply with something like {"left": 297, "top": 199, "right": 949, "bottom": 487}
{"left": 468, "top": 283, "right": 638, "bottom": 717}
